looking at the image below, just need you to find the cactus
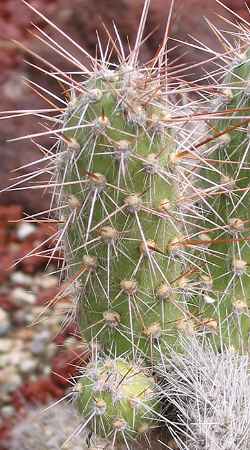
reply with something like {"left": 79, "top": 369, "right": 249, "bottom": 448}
{"left": 59, "top": 66, "right": 185, "bottom": 359}
{"left": 155, "top": 24, "right": 250, "bottom": 450}
{"left": 60, "top": 68, "right": 215, "bottom": 355}
{"left": 57, "top": 60, "right": 189, "bottom": 446}
{"left": 76, "top": 357, "right": 160, "bottom": 443}
{"left": 158, "top": 336, "right": 250, "bottom": 450}
{"left": 4, "top": 1, "right": 250, "bottom": 449}
{"left": 191, "top": 46, "right": 250, "bottom": 351}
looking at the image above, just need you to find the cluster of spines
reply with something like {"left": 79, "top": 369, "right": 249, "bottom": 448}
{"left": 158, "top": 337, "right": 250, "bottom": 450}
{"left": 196, "top": 46, "right": 250, "bottom": 351}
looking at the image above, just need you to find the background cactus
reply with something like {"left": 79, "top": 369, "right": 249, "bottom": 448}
{"left": 158, "top": 337, "right": 250, "bottom": 450}
{"left": 3, "top": 1, "right": 250, "bottom": 449}
{"left": 192, "top": 45, "right": 250, "bottom": 351}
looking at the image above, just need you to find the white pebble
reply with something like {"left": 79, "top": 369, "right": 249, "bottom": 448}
{"left": 47, "top": 343, "right": 57, "bottom": 358}
{"left": 19, "top": 359, "right": 38, "bottom": 374}
{"left": 31, "top": 330, "right": 51, "bottom": 355}
{"left": 11, "top": 272, "right": 33, "bottom": 287}
{"left": 0, "top": 339, "right": 12, "bottom": 353}
{"left": 12, "top": 287, "right": 36, "bottom": 305}
{"left": 16, "top": 222, "right": 36, "bottom": 240}
{"left": 1, "top": 405, "right": 15, "bottom": 418}
{"left": 0, "top": 308, "right": 10, "bottom": 336}
{"left": 4, "top": 374, "right": 22, "bottom": 392}
{"left": 34, "top": 275, "right": 58, "bottom": 290}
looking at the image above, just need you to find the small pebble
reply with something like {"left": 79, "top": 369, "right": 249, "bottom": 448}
{"left": 46, "top": 343, "right": 57, "bottom": 358}
{"left": 0, "top": 369, "right": 22, "bottom": 392}
{"left": 11, "top": 287, "right": 36, "bottom": 305}
{"left": 16, "top": 222, "right": 36, "bottom": 240}
{"left": 16, "top": 328, "right": 34, "bottom": 341}
{"left": 31, "top": 330, "right": 51, "bottom": 355}
{"left": 13, "top": 309, "right": 31, "bottom": 326}
{"left": 0, "top": 338, "right": 12, "bottom": 353}
{"left": 1, "top": 405, "right": 15, "bottom": 418}
{"left": 0, "top": 348, "right": 31, "bottom": 367}
{"left": 19, "top": 358, "right": 38, "bottom": 374}
{"left": 5, "top": 374, "right": 22, "bottom": 392}
{"left": 3, "top": 350, "right": 25, "bottom": 367}
{"left": 0, "top": 308, "right": 10, "bottom": 336}
{"left": 11, "top": 271, "right": 33, "bottom": 287}
{"left": 34, "top": 274, "right": 58, "bottom": 290}
{"left": 43, "top": 365, "right": 51, "bottom": 376}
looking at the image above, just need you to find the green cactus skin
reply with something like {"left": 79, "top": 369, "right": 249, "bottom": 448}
{"left": 193, "top": 52, "right": 250, "bottom": 351}
{"left": 59, "top": 67, "right": 209, "bottom": 360}
{"left": 56, "top": 63, "right": 216, "bottom": 445}
{"left": 76, "top": 357, "right": 160, "bottom": 443}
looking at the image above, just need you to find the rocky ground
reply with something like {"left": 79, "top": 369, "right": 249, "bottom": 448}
{"left": 0, "top": 205, "right": 88, "bottom": 449}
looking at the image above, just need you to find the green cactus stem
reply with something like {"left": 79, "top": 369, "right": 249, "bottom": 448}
{"left": 76, "top": 357, "right": 160, "bottom": 443}
{"left": 58, "top": 65, "right": 209, "bottom": 360}
{"left": 189, "top": 49, "right": 250, "bottom": 350}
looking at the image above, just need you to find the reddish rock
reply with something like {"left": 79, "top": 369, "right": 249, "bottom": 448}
{"left": 11, "top": 376, "right": 63, "bottom": 408}
{"left": 36, "top": 286, "right": 61, "bottom": 306}
{"left": 32, "top": 222, "right": 58, "bottom": 243}
{"left": 0, "top": 252, "right": 15, "bottom": 283}
{"left": 0, "top": 205, "right": 22, "bottom": 222}
{"left": 0, "top": 292, "right": 17, "bottom": 312}
{"left": 0, "top": 421, "right": 13, "bottom": 450}
{"left": 51, "top": 347, "right": 89, "bottom": 387}
{"left": 17, "top": 242, "right": 58, "bottom": 273}
{"left": 0, "top": 207, "right": 22, "bottom": 245}
{"left": 0, "top": 226, "right": 7, "bottom": 246}
{"left": 17, "top": 242, "right": 46, "bottom": 273}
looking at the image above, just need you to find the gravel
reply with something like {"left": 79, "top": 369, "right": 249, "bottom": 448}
{"left": 0, "top": 308, "right": 10, "bottom": 336}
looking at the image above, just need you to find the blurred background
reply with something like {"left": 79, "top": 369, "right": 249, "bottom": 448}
{"left": 0, "top": 1, "right": 249, "bottom": 448}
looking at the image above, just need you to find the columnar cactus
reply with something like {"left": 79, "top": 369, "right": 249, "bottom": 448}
{"left": 56, "top": 60, "right": 203, "bottom": 445}
{"left": 4, "top": 1, "right": 250, "bottom": 449}
{"left": 59, "top": 63, "right": 212, "bottom": 360}
{"left": 52, "top": 38, "right": 250, "bottom": 445}
{"left": 156, "top": 33, "right": 250, "bottom": 450}
{"left": 193, "top": 48, "right": 250, "bottom": 351}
